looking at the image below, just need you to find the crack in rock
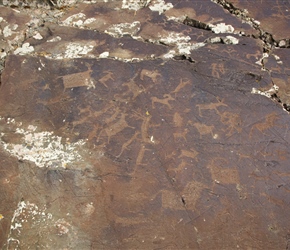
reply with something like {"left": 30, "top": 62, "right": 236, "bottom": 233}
{"left": 212, "top": 0, "right": 290, "bottom": 49}
{"left": 183, "top": 17, "right": 235, "bottom": 34}
{"left": 251, "top": 84, "right": 290, "bottom": 113}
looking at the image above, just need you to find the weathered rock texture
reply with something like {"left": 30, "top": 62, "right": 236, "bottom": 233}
{"left": 0, "top": 0, "right": 290, "bottom": 249}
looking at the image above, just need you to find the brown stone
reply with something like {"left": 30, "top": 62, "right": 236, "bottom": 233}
{"left": 0, "top": 1, "right": 290, "bottom": 249}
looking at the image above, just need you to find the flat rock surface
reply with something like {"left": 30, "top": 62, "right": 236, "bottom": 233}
{"left": 0, "top": 1, "right": 290, "bottom": 249}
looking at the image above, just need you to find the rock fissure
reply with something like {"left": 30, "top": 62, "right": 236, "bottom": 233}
{"left": 212, "top": 0, "right": 290, "bottom": 113}
{"left": 212, "top": 0, "right": 290, "bottom": 49}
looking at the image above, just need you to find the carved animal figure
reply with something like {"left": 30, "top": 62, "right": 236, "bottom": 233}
{"left": 219, "top": 111, "right": 242, "bottom": 136}
{"left": 140, "top": 69, "right": 161, "bottom": 83}
{"left": 151, "top": 94, "right": 174, "bottom": 109}
{"left": 196, "top": 98, "right": 227, "bottom": 117}
{"left": 171, "top": 78, "right": 191, "bottom": 97}
{"left": 99, "top": 71, "right": 114, "bottom": 88}
{"left": 173, "top": 128, "right": 188, "bottom": 142}
{"left": 98, "top": 113, "right": 133, "bottom": 143}
{"left": 249, "top": 112, "right": 277, "bottom": 138}
{"left": 189, "top": 122, "right": 214, "bottom": 139}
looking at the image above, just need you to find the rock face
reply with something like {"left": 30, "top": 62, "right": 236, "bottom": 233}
{"left": 0, "top": 0, "right": 290, "bottom": 249}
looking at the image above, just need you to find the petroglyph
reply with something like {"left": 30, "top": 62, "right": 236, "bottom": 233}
{"left": 173, "top": 112, "right": 183, "bottom": 127}
{"left": 136, "top": 145, "right": 150, "bottom": 166}
{"left": 161, "top": 190, "right": 184, "bottom": 210}
{"left": 132, "top": 110, "right": 152, "bottom": 144}
{"left": 174, "top": 159, "right": 187, "bottom": 173}
{"left": 98, "top": 113, "right": 133, "bottom": 143}
{"left": 1, "top": 1, "right": 290, "bottom": 248}
{"left": 246, "top": 49, "right": 261, "bottom": 61}
{"left": 182, "top": 181, "right": 205, "bottom": 210}
{"left": 61, "top": 66, "right": 94, "bottom": 89}
{"left": 71, "top": 104, "right": 114, "bottom": 133}
{"left": 104, "top": 107, "right": 122, "bottom": 125}
{"left": 140, "top": 69, "right": 161, "bottom": 83}
{"left": 189, "top": 121, "right": 214, "bottom": 139}
{"left": 151, "top": 94, "right": 174, "bottom": 109}
{"left": 123, "top": 80, "right": 144, "bottom": 100}
{"left": 98, "top": 71, "right": 114, "bottom": 88}
{"left": 207, "top": 158, "right": 240, "bottom": 185}
{"left": 179, "top": 149, "right": 198, "bottom": 160}
{"left": 196, "top": 98, "right": 227, "bottom": 117}
{"left": 87, "top": 125, "right": 101, "bottom": 142}
{"left": 219, "top": 111, "right": 242, "bottom": 136}
{"left": 117, "top": 131, "right": 140, "bottom": 157}
{"left": 173, "top": 128, "right": 188, "bottom": 142}
{"left": 211, "top": 63, "right": 225, "bottom": 78}
{"left": 249, "top": 112, "right": 278, "bottom": 138}
{"left": 170, "top": 78, "right": 191, "bottom": 97}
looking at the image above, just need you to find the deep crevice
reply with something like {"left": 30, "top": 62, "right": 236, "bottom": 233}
{"left": 183, "top": 17, "right": 211, "bottom": 31}
{"left": 173, "top": 55, "right": 195, "bottom": 63}
{"left": 181, "top": 197, "right": 186, "bottom": 205}
{"left": 212, "top": 0, "right": 290, "bottom": 49}
{"left": 212, "top": 0, "right": 290, "bottom": 115}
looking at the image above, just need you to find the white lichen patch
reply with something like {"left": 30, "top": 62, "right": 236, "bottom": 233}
{"left": 3, "top": 24, "right": 18, "bottom": 38}
{"left": 105, "top": 21, "right": 141, "bottom": 38}
{"left": 210, "top": 23, "right": 235, "bottom": 34}
{"left": 84, "top": 17, "right": 97, "bottom": 25}
{"left": 46, "top": 42, "right": 95, "bottom": 59}
{"left": 33, "top": 32, "right": 43, "bottom": 40}
{"left": 7, "top": 117, "right": 16, "bottom": 124}
{"left": 6, "top": 199, "right": 80, "bottom": 249}
{"left": 273, "top": 54, "right": 283, "bottom": 64}
{"left": 191, "top": 42, "right": 206, "bottom": 50}
{"left": 255, "top": 52, "right": 269, "bottom": 66}
{"left": 251, "top": 84, "right": 279, "bottom": 98}
{"left": 114, "top": 57, "right": 142, "bottom": 62}
{"left": 7, "top": 200, "right": 53, "bottom": 248}
{"left": 149, "top": 0, "right": 173, "bottom": 14}
{"left": 160, "top": 33, "right": 205, "bottom": 58}
{"left": 207, "top": 37, "right": 222, "bottom": 44}
{"left": 166, "top": 15, "right": 186, "bottom": 22}
{"left": 157, "top": 32, "right": 193, "bottom": 55}
{"left": 64, "top": 43, "right": 94, "bottom": 58}
{"left": 47, "top": 36, "right": 62, "bottom": 42}
{"left": 61, "top": 13, "right": 98, "bottom": 29}
{"left": 84, "top": 202, "right": 95, "bottom": 216}
{"left": 222, "top": 35, "right": 239, "bottom": 45}
{"left": 160, "top": 39, "right": 206, "bottom": 59}
{"left": 14, "top": 43, "right": 34, "bottom": 55}
{"left": 83, "top": 0, "right": 97, "bottom": 3}
{"left": 62, "top": 13, "right": 86, "bottom": 27}
{"left": 55, "top": 218, "right": 71, "bottom": 235}
{"left": 177, "top": 42, "right": 192, "bottom": 55}
{"left": 99, "top": 51, "right": 109, "bottom": 58}
{"left": 163, "top": 49, "right": 176, "bottom": 58}
{"left": 85, "top": 78, "right": 95, "bottom": 89}
{"left": 273, "top": 54, "right": 280, "bottom": 60}
{"left": 0, "top": 51, "right": 7, "bottom": 59}
{"left": 121, "top": 0, "right": 149, "bottom": 11}
{"left": 206, "top": 36, "right": 239, "bottom": 45}
{"left": 159, "top": 31, "right": 191, "bottom": 45}
{"left": 1, "top": 125, "right": 86, "bottom": 168}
